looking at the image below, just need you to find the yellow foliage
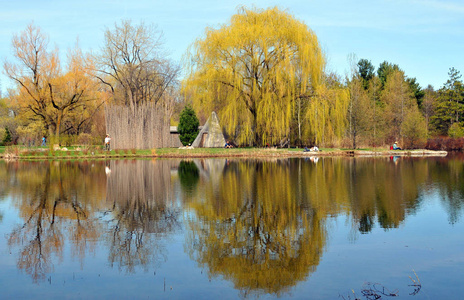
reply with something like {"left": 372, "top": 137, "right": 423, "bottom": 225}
{"left": 305, "top": 81, "right": 350, "bottom": 145}
{"left": 380, "top": 69, "right": 417, "bottom": 141}
{"left": 183, "top": 7, "right": 324, "bottom": 145}
{"left": 4, "top": 24, "right": 103, "bottom": 139}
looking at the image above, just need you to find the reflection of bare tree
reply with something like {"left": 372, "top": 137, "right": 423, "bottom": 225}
{"left": 9, "top": 168, "right": 55, "bottom": 282}
{"left": 6, "top": 161, "right": 104, "bottom": 282}
{"left": 105, "top": 160, "right": 181, "bottom": 273}
{"left": 186, "top": 160, "right": 326, "bottom": 297}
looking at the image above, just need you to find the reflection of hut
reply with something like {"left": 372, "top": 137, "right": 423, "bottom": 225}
{"left": 192, "top": 112, "right": 226, "bottom": 148}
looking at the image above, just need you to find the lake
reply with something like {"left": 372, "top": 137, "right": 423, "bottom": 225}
{"left": 0, "top": 155, "right": 463, "bottom": 299}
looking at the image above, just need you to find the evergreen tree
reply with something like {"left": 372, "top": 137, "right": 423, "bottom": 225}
{"left": 406, "top": 77, "right": 425, "bottom": 107}
{"left": 377, "top": 61, "right": 400, "bottom": 88}
{"left": 357, "top": 59, "right": 375, "bottom": 90}
{"left": 2, "top": 127, "right": 12, "bottom": 145}
{"left": 178, "top": 105, "right": 199, "bottom": 146}
{"left": 431, "top": 68, "right": 464, "bottom": 135}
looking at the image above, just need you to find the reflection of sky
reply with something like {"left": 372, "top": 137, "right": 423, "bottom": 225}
{"left": 0, "top": 198, "right": 24, "bottom": 295}
{"left": 296, "top": 191, "right": 464, "bottom": 299}
{"left": 0, "top": 197, "right": 22, "bottom": 229}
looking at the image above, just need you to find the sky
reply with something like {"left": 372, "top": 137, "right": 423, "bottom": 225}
{"left": 1, "top": 0, "right": 463, "bottom": 95}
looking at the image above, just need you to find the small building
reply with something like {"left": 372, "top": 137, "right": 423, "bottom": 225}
{"left": 169, "top": 126, "right": 184, "bottom": 148}
{"left": 192, "top": 112, "right": 226, "bottom": 148}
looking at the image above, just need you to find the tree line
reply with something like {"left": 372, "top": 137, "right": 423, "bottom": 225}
{"left": 1, "top": 7, "right": 462, "bottom": 148}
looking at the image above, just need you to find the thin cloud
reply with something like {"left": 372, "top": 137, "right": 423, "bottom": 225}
{"left": 414, "top": 0, "right": 464, "bottom": 13}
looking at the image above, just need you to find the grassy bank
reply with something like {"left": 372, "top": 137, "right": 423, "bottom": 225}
{"left": 0, "top": 145, "right": 448, "bottom": 160}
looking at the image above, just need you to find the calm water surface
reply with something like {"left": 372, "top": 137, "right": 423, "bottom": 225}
{"left": 0, "top": 156, "right": 463, "bottom": 299}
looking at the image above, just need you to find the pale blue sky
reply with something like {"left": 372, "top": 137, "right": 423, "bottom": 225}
{"left": 1, "top": 0, "right": 463, "bottom": 95}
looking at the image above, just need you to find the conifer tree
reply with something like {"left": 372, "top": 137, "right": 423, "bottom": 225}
{"left": 178, "top": 105, "right": 199, "bottom": 146}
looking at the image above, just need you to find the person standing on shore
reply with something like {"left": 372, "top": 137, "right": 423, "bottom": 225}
{"left": 105, "top": 134, "right": 111, "bottom": 151}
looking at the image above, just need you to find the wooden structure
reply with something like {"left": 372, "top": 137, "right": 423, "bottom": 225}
{"left": 105, "top": 104, "right": 171, "bottom": 149}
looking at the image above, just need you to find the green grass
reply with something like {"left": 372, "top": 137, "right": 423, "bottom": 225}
{"left": 0, "top": 145, "right": 443, "bottom": 160}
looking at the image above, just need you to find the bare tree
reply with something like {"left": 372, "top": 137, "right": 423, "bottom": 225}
{"left": 96, "top": 20, "right": 179, "bottom": 109}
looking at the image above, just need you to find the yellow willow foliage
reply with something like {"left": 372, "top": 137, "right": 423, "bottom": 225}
{"left": 305, "top": 84, "right": 350, "bottom": 146}
{"left": 182, "top": 7, "right": 324, "bottom": 145}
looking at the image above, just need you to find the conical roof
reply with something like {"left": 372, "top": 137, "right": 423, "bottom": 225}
{"left": 192, "top": 112, "right": 226, "bottom": 148}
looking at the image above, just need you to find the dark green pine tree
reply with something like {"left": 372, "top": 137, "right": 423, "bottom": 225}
{"left": 431, "top": 68, "right": 464, "bottom": 135}
{"left": 178, "top": 105, "right": 200, "bottom": 146}
{"left": 2, "top": 127, "right": 12, "bottom": 146}
{"left": 357, "top": 59, "right": 375, "bottom": 90}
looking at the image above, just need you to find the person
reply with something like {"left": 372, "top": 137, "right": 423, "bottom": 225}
{"left": 41, "top": 136, "right": 46, "bottom": 146}
{"left": 224, "top": 140, "right": 233, "bottom": 148}
{"left": 304, "top": 146, "right": 319, "bottom": 152}
{"left": 393, "top": 141, "right": 401, "bottom": 150}
{"left": 105, "top": 134, "right": 111, "bottom": 151}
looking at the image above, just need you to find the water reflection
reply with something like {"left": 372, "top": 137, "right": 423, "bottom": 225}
{"left": 183, "top": 156, "right": 464, "bottom": 297}
{"left": 5, "top": 161, "right": 105, "bottom": 282}
{"left": 105, "top": 160, "right": 181, "bottom": 273}
{"left": 185, "top": 159, "right": 325, "bottom": 297}
{"left": 178, "top": 160, "right": 200, "bottom": 194}
{"left": 1, "top": 156, "right": 464, "bottom": 297}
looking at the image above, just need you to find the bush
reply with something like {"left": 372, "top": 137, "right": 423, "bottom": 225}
{"left": 178, "top": 105, "right": 200, "bottom": 146}
{"left": 425, "top": 137, "right": 464, "bottom": 151}
{"left": 77, "top": 133, "right": 93, "bottom": 145}
{"left": 448, "top": 123, "right": 464, "bottom": 138}
{"left": 59, "top": 135, "right": 76, "bottom": 147}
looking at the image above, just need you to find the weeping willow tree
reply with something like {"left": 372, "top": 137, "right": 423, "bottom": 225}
{"left": 183, "top": 7, "right": 324, "bottom": 146}
{"left": 305, "top": 74, "right": 350, "bottom": 146}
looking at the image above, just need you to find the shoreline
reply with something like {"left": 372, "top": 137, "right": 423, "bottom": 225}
{"left": 0, "top": 148, "right": 449, "bottom": 160}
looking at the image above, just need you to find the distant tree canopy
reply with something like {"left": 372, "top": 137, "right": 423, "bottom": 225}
{"left": 345, "top": 58, "right": 429, "bottom": 148}
{"left": 183, "top": 6, "right": 330, "bottom": 146}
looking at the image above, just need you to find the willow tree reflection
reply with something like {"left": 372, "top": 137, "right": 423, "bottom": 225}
{"left": 185, "top": 159, "right": 326, "bottom": 297}
{"left": 105, "top": 160, "right": 181, "bottom": 273}
{"left": 6, "top": 161, "right": 105, "bottom": 282}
